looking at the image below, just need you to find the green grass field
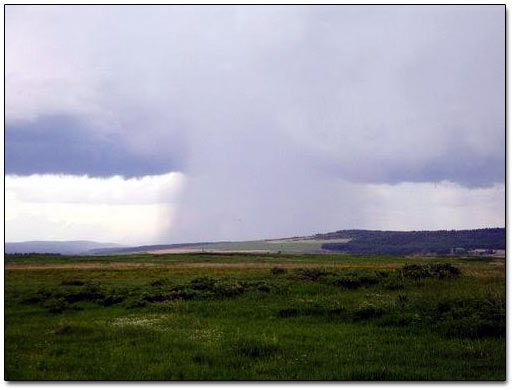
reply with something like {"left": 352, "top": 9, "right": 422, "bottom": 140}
{"left": 4, "top": 253, "right": 505, "bottom": 380}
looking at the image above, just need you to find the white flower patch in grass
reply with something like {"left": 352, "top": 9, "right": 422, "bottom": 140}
{"left": 111, "top": 314, "right": 170, "bottom": 329}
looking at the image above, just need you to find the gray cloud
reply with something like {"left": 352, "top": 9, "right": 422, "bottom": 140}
{"left": 5, "top": 5, "right": 505, "bottom": 242}
{"left": 6, "top": 115, "right": 186, "bottom": 176}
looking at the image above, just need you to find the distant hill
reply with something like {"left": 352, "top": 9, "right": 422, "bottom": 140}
{"left": 318, "top": 228, "right": 505, "bottom": 255}
{"left": 7, "top": 228, "right": 505, "bottom": 256}
{"left": 5, "top": 241, "right": 121, "bottom": 255}
{"left": 89, "top": 242, "right": 216, "bottom": 255}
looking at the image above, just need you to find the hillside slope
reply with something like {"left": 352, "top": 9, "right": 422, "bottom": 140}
{"left": 318, "top": 228, "right": 505, "bottom": 255}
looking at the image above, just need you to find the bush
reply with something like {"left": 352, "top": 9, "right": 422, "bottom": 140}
{"left": 60, "top": 280, "right": 85, "bottom": 286}
{"left": 190, "top": 277, "right": 217, "bottom": 291}
{"left": 22, "top": 289, "right": 52, "bottom": 305}
{"left": 277, "top": 305, "right": 347, "bottom": 319}
{"left": 270, "top": 267, "right": 287, "bottom": 275}
{"left": 124, "top": 298, "right": 147, "bottom": 309}
{"left": 399, "top": 263, "right": 461, "bottom": 280}
{"left": 212, "top": 281, "right": 245, "bottom": 298}
{"left": 257, "top": 284, "right": 271, "bottom": 293}
{"left": 149, "top": 278, "right": 171, "bottom": 287}
{"left": 399, "top": 264, "right": 432, "bottom": 280}
{"left": 429, "top": 263, "right": 461, "bottom": 279}
{"left": 354, "top": 303, "right": 386, "bottom": 321}
{"left": 144, "top": 293, "right": 171, "bottom": 303}
{"left": 396, "top": 294, "right": 408, "bottom": 307}
{"left": 294, "top": 268, "right": 331, "bottom": 281}
{"left": 330, "top": 274, "right": 379, "bottom": 290}
{"left": 44, "top": 297, "right": 70, "bottom": 314}
{"left": 382, "top": 279, "right": 404, "bottom": 290}
{"left": 102, "top": 295, "right": 125, "bottom": 306}
{"left": 277, "top": 308, "right": 298, "bottom": 318}
{"left": 233, "top": 339, "right": 281, "bottom": 359}
{"left": 53, "top": 322, "right": 73, "bottom": 335}
{"left": 430, "top": 296, "right": 505, "bottom": 339}
{"left": 375, "top": 271, "right": 390, "bottom": 278}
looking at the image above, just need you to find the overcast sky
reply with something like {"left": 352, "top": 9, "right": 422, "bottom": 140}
{"left": 5, "top": 5, "right": 505, "bottom": 244}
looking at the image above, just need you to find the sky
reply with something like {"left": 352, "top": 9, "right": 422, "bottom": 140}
{"left": 5, "top": 5, "right": 505, "bottom": 245}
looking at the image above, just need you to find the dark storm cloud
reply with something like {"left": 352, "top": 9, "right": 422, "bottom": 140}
{"left": 6, "top": 5, "right": 504, "bottom": 186}
{"left": 6, "top": 116, "right": 185, "bottom": 177}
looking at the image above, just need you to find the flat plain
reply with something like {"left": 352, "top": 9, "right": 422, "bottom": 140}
{"left": 4, "top": 253, "right": 505, "bottom": 380}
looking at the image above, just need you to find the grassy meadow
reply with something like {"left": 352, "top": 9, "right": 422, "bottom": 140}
{"left": 4, "top": 253, "right": 505, "bottom": 380}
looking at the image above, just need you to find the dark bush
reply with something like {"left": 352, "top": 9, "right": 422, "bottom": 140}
{"left": 190, "top": 277, "right": 217, "bottom": 291}
{"left": 399, "top": 264, "right": 432, "bottom": 280}
{"left": 124, "top": 298, "right": 147, "bottom": 309}
{"left": 330, "top": 274, "right": 379, "bottom": 290}
{"left": 102, "top": 295, "right": 125, "bottom": 306}
{"left": 328, "top": 308, "right": 347, "bottom": 317}
{"left": 257, "top": 284, "right": 271, "bottom": 293}
{"left": 212, "top": 281, "right": 245, "bottom": 298}
{"left": 60, "top": 280, "right": 85, "bottom": 286}
{"left": 396, "top": 294, "right": 408, "bottom": 307}
{"left": 429, "top": 263, "right": 461, "bottom": 279}
{"left": 149, "top": 278, "right": 171, "bottom": 287}
{"left": 233, "top": 339, "right": 281, "bottom": 359}
{"left": 294, "top": 268, "right": 332, "bottom": 281}
{"left": 379, "top": 312, "right": 419, "bottom": 327}
{"left": 170, "top": 287, "right": 201, "bottom": 301}
{"left": 277, "top": 308, "right": 298, "bottom": 318}
{"left": 53, "top": 322, "right": 73, "bottom": 335}
{"left": 192, "top": 353, "right": 214, "bottom": 365}
{"left": 270, "top": 267, "right": 287, "bottom": 275}
{"left": 277, "top": 305, "right": 347, "bottom": 319}
{"left": 44, "top": 297, "right": 70, "bottom": 314}
{"left": 60, "top": 287, "right": 104, "bottom": 304}
{"left": 382, "top": 280, "right": 405, "bottom": 290}
{"left": 22, "top": 289, "right": 51, "bottom": 305}
{"left": 144, "top": 293, "right": 170, "bottom": 303}
{"left": 429, "top": 296, "right": 505, "bottom": 339}
{"left": 354, "top": 303, "right": 386, "bottom": 321}
{"left": 399, "top": 263, "right": 461, "bottom": 280}
{"left": 376, "top": 271, "right": 390, "bottom": 278}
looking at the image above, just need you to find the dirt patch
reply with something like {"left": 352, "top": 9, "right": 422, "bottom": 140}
{"left": 5, "top": 261, "right": 403, "bottom": 271}
{"left": 148, "top": 249, "right": 274, "bottom": 254}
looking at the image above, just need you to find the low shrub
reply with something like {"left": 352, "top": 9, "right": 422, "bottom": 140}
{"left": 270, "top": 267, "right": 287, "bottom": 275}
{"left": 101, "top": 295, "right": 125, "bottom": 307}
{"left": 60, "top": 280, "right": 85, "bottom": 286}
{"left": 189, "top": 277, "right": 217, "bottom": 291}
{"left": 124, "top": 298, "right": 147, "bottom": 309}
{"left": 354, "top": 303, "right": 386, "bottom": 321}
{"left": 44, "top": 297, "right": 70, "bottom": 314}
{"left": 382, "top": 279, "right": 404, "bottom": 290}
{"left": 293, "top": 268, "right": 332, "bottom": 281}
{"left": 22, "top": 289, "right": 52, "bottom": 305}
{"left": 53, "top": 322, "right": 73, "bottom": 335}
{"left": 375, "top": 271, "right": 390, "bottom": 278}
{"left": 144, "top": 293, "right": 171, "bottom": 303}
{"left": 211, "top": 281, "right": 245, "bottom": 298}
{"left": 429, "top": 296, "right": 505, "bottom": 339}
{"left": 233, "top": 339, "right": 281, "bottom": 359}
{"left": 429, "top": 263, "right": 461, "bottom": 279}
{"left": 399, "top": 264, "right": 432, "bottom": 280}
{"left": 59, "top": 287, "right": 104, "bottom": 304}
{"left": 257, "top": 284, "right": 271, "bottom": 293}
{"left": 399, "top": 263, "right": 461, "bottom": 280}
{"left": 277, "top": 305, "right": 347, "bottom": 319}
{"left": 329, "top": 274, "right": 379, "bottom": 290}
{"left": 277, "top": 308, "right": 298, "bottom": 318}
{"left": 149, "top": 278, "right": 171, "bottom": 287}
{"left": 396, "top": 294, "right": 408, "bottom": 307}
